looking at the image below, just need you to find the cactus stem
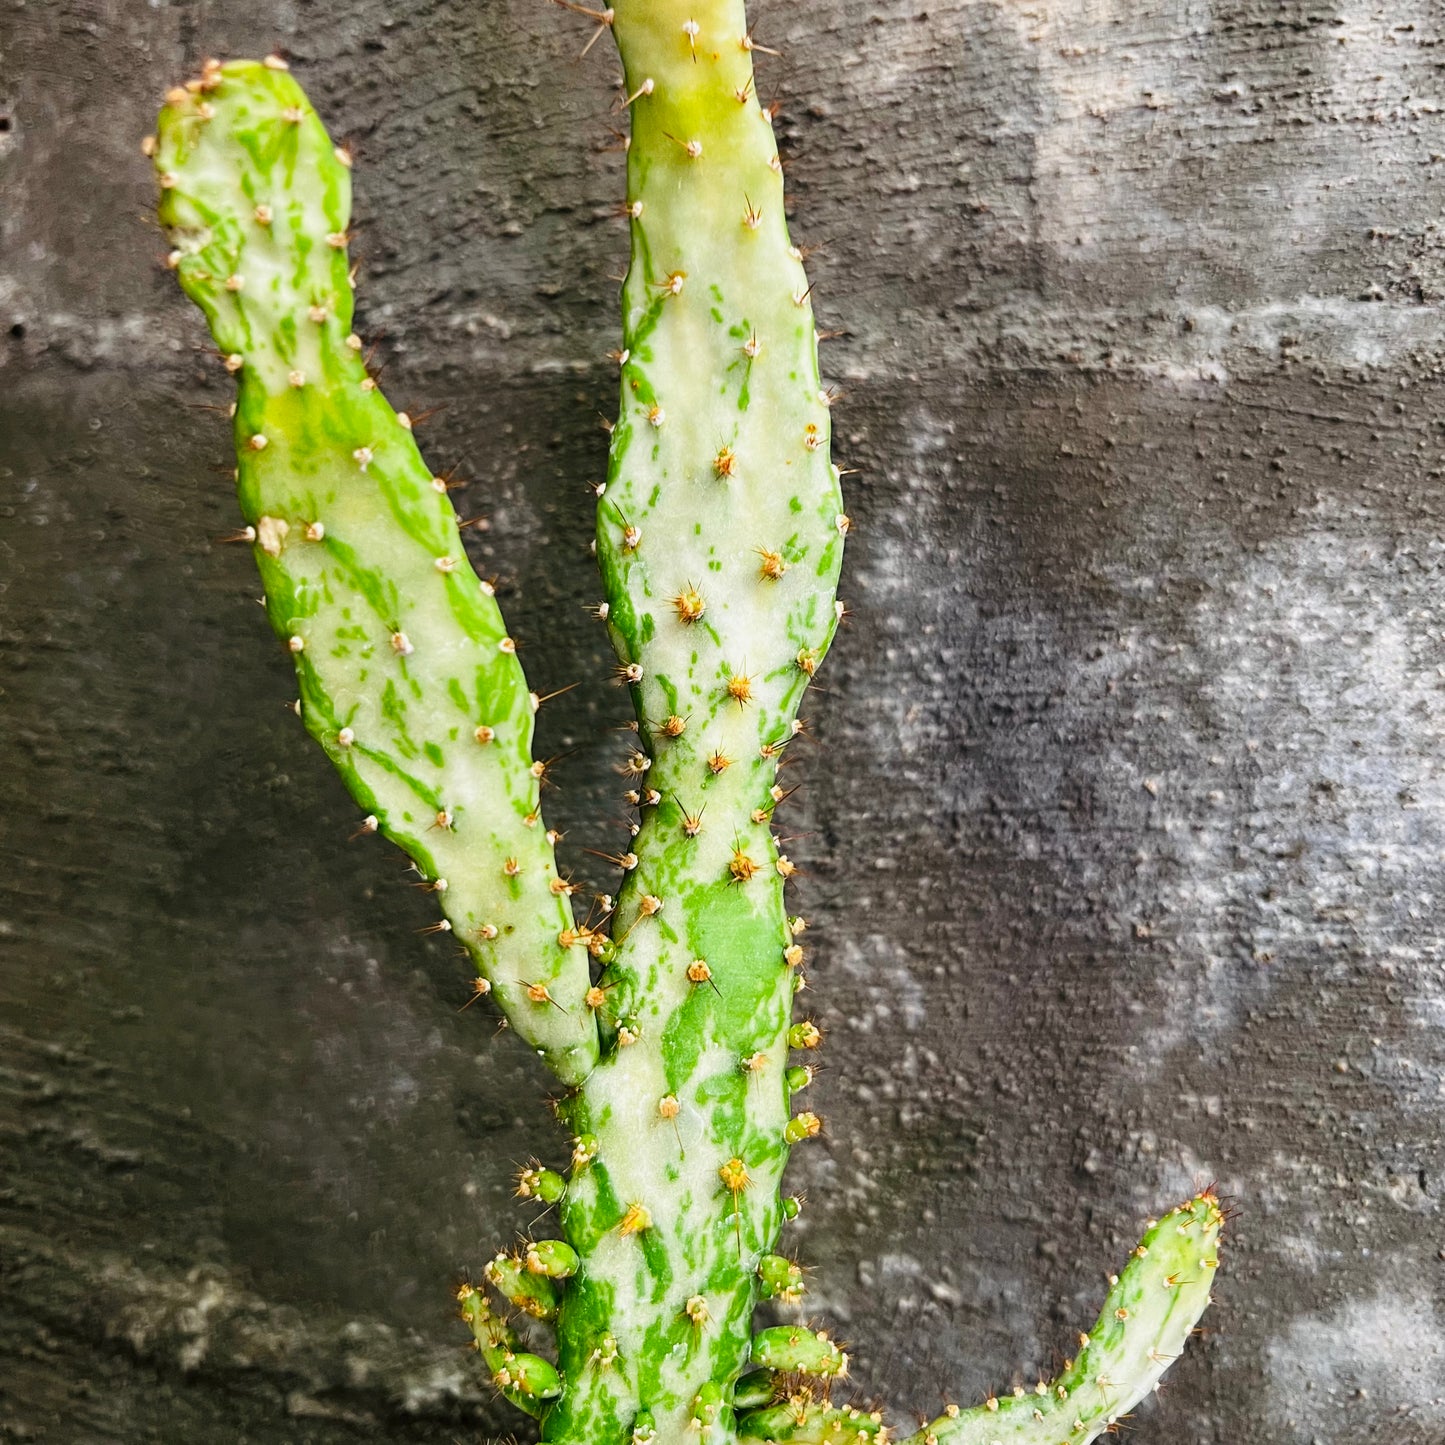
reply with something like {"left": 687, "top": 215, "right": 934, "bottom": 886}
{"left": 157, "top": 24, "right": 1221, "bottom": 1444}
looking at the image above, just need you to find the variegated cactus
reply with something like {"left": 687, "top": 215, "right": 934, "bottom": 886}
{"left": 149, "top": 7, "right": 1222, "bottom": 1443}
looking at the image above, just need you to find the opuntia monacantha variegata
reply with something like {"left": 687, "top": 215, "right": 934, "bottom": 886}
{"left": 149, "top": 6, "right": 1222, "bottom": 1442}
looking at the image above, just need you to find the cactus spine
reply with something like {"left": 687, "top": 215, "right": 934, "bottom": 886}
{"left": 150, "top": 17, "right": 1221, "bottom": 1445}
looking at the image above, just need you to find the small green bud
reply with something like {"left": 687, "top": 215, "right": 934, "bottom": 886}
{"left": 497, "top": 1351, "right": 562, "bottom": 1399}
{"left": 788, "top": 1020, "right": 821, "bottom": 1050}
{"left": 785, "top": 1064, "right": 813, "bottom": 1094}
{"left": 785, "top": 1111, "right": 822, "bottom": 1144}
{"left": 758, "top": 1254, "right": 805, "bottom": 1301}
{"left": 516, "top": 1164, "right": 567, "bottom": 1204}
{"left": 752, "top": 1325, "right": 848, "bottom": 1378}
{"left": 525, "top": 1238, "right": 581, "bottom": 1278}
{"left": 782, "top": 1195, "right": 803, "bottom": 1220}
{"left": 732, "top": 1368, "right": 776, "bottom": 1409}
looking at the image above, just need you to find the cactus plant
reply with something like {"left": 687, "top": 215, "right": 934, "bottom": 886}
{"left": 148, "top": 6, "right": 1222, "bottom": 1443}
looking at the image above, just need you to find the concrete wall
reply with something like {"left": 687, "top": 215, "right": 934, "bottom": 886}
{"left": 3, "top": 0, "right": 1443, "bottom": 1439}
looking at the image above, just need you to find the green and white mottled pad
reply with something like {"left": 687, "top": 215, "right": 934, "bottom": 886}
{"left": 151, "top": 59, "right": 598, "bottom": 1084}
{"left": 538, "top": 0, "right": 847, "bottom": 1439}
{"left": 904, "top": 1193, "right": 1224, "bottom": 1445}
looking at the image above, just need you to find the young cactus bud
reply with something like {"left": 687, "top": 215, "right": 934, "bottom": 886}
{"left": 484, "top": 1251, "right": 558, "bottom": 1320}
{"left": 525, "top": 1238, "right": 582, "bottom": 1278}
{"left": 494, "top": 1351, "right": 564, "bottom": 1402}
{"left": 758, "top": 1253, "right": 805, "bottom": 1303}
{"left": 785, "top": 1111, "right": 822, "bottom": 1144}
{"left": 458, "top": 1287, "right": 561, "bottom": 1418}
{"left": 788, "top": 1021, "right": 821, "bottom": 1050}
{"left": 732, "top": 1368, "right": 777, "bottom": 1410}
{"left": 516, "top": 1163, "right": 568, "bottom": 1204}
{"left": 751, "top": 1325, "right": 848, "bottom": 1379}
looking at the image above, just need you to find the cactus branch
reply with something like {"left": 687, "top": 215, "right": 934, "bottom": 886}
{"left": 738, "top": 1392, "right": 890, "bottom": 1444}
{"left": 151, "top": 59, "right": 598, "bottom": 1084}
{"left": 535, "top": 1, "right": 847, "bottom": 1438}
{"left": 900, "top": 1193, "right": 1222, "bottom": 1445}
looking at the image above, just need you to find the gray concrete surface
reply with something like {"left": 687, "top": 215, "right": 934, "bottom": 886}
{"left": 3, "top": 0, "right": 1445, "bottom": 1440}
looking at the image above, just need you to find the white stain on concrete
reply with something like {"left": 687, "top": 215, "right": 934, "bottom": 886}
{"left": 1265, "top": 1286, "right": 1445, "bottom": 1436}
{"left": 1059, "top": 506, "right": 1445, "bottom": 1103}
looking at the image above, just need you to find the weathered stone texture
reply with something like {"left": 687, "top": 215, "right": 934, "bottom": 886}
{"left": 2, "top": 1, "right": 1443, "bottom": 1440}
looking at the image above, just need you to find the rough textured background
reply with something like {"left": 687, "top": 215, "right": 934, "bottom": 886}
{"left": 4, "top": 0, "right": 1445, "bottom": 1440}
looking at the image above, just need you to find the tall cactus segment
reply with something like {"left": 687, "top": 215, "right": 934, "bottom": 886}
{"left": 540, "top": 2, "right": 847, "bottom": 1439}
{"left": 151, "top": 21, "right": 1223, "bottom": 1445}
{"left": 149, "top": 60, "right": 598, "bottom": 1085}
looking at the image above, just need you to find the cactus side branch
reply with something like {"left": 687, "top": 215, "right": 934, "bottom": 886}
{"left": 151, "top": 59, "right": 599, "bottom": 1085}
